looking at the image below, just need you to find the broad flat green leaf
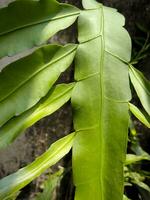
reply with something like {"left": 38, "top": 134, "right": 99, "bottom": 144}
{"left": 129, "top": 103, "right": 150, "bottom": 128}
{"left": 0, "top": 132, "right": 75, "bottom": 200}
{"left": 0, "top": 83, "right": 75, "bottom": 149}
{"left": 126, "top": 154, "right": 150, "bottom": 165}
{"left": 129, "top": 65, "right": 150, "bottom": 115}
{"left": 0, "top": 44, "right": 77, "bottom": 127}
{"left": 0, "top": 0, "right": 79, "bottom": 58}
{"left": 72, "top": 0, "right": 131, "bottom": 199}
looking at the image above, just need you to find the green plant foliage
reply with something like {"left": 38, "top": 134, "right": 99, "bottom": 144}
{"left": 71, "top": 0, "right": 131, "bottom": 199}
{"left": 0, "top": 83, "right": 75, "bottom": 149}
{"left": 124, "top": 127, "right": 150, "bottom": 199}
{"left": 125, "top": 170, "right": 150, "bottom": 193}
{"left": 0, "top": 44, "right": 77, "bottom": 127}
{"left": 131, "top": 24, "right": 150, "bottom": 64}
{"left": 129, "top": 103, "right": 150, "bottom": 128}
{"left": 0, "top": 0, "right": 149, "bottom": 199}
{"left": 129, "top": 65, "right": 150, "bottom": 115}
{"left": 133, "top": 172, "right": 150, "bottom": 193}
{"left": 126, "top": 154, "right": 150, "bottom": 165}
{"left": 0, "top": 132, "right": 75, "bottom": 200}
{"left": 34, "top": 168, "right": 63, "bottom": 200}
{"left": 0, "top": 0, "right": 79, "bottom": 58}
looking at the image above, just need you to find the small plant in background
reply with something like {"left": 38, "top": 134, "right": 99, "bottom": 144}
{"left": 0, "top": 0, "right": 149, "bottom": 200}
{"left": 34, "top": 168, "right": 64, "bottom": 200}
{"left": 124, "top": 126, "right": 150, "bottom": 200}
{"left": 122, "top": 24, "right": 150, "bottom": 200}
{"left": 132, "top": 24, "right": 150, "bottom": 65}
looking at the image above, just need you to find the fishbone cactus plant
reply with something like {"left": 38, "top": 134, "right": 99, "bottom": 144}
{"left": 0, "top": 0, "right": 149, "bottom": 199}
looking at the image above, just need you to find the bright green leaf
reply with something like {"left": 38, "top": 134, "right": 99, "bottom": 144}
{"left": 123, "top": 195, "right": 131, "bottom": 200}
{"left": 0, "top": 83, "right": 75, "bottom": 149}
{"left": 126, "top": 154, "right": 150, "bottom": 165}
{"left": 72, "top": 1, "right": 131, "bottom": 199}
{"left": 136, "top": 182, "right": 150, "bottom": 193}
{"left": 0, "top": 44, "right": 77, "bottom": 127}
{"left": 0, "top": 0, "right": 79, "bottom": 58}
{"left": 0, "top": 132, "right": 75, "bottom": 200}
{"left": 129, "top": 65, "right": 150, "bottom": 115}
{"left": 129, "top": 103, "right": 150, "bottom": 128}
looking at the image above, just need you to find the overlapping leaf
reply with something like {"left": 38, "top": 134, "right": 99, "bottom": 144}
{"left": 0, "top": 132, "right": 75, "bottom": 200}
{"left": 0, "top": 44, "right": 77, "bottom": 127}
{"left": 129, "top": 103, "right": 150, "bottom": 128}
{"left": 0, "top": 83, "right": 75, "bottom": 149}
{"left": 129, "top": 65, "right": 150, "bottom": 115}
{"left": 0, "top": 0, "right": 79, "bottom": 57}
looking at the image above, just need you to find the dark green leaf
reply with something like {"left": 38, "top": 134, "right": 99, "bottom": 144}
{"left": 0, "top": 44, "right": 77, "bottom": 127}
{"left": 0, "top": 83, "right": 75, "bottom": 149}
{"left": 129, "top": 65, "right": 150, "bottom": 115}
{"left": 0, "top": 0, "right": 79, "bottom": 58}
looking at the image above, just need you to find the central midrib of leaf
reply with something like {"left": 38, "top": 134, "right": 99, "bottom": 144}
{"left": 0, "top": 12, "right": 80, "bottom": 36}
{"left": 98, "top": 5, "right": 105, "bottom": 199}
